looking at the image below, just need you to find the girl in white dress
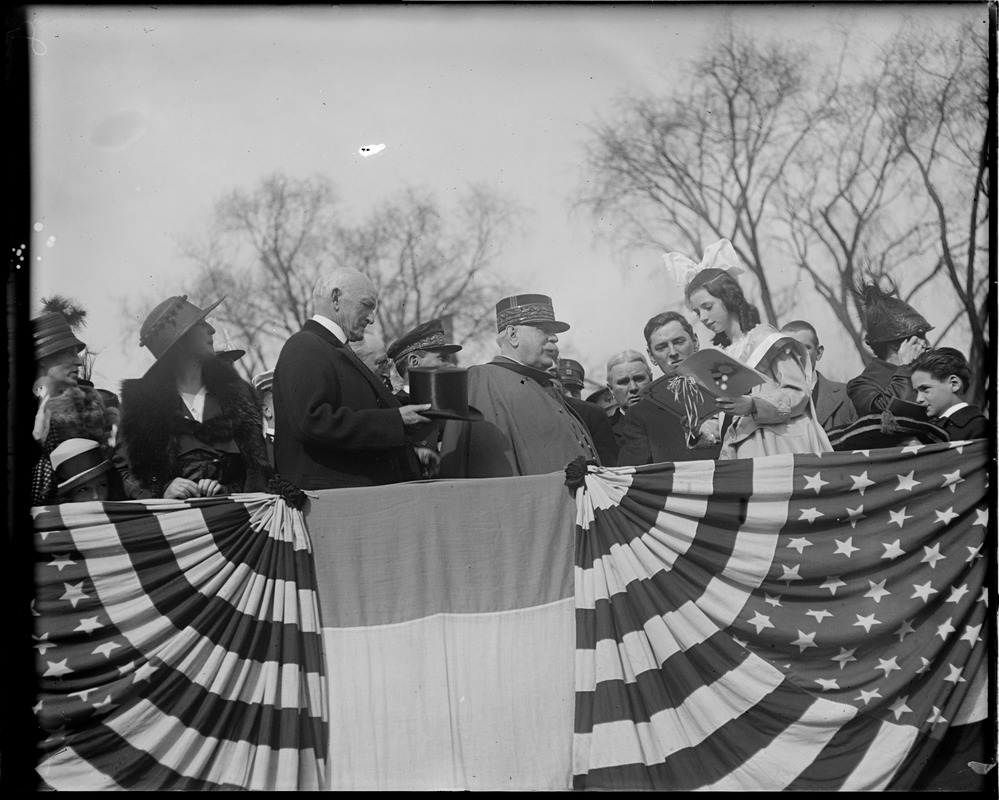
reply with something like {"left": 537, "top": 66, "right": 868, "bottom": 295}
{"left": 669, "top": 241, "right": 832, "bottom": 460}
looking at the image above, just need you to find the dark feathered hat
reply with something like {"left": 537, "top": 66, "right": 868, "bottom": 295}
{"left": 33, "top": 311, "right": 86, "bottom": 361}
{"left": 853, "top": 277, "right": 932, "bottom": 346}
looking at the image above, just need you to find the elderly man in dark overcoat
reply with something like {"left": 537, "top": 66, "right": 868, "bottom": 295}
{"left": 272, "top": 267, "right": 437, "bottom": 490}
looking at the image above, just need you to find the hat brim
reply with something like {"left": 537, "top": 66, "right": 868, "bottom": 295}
{"left": 216, "top": 349, "right": 246, "bottom": 362}
{"left": 421, "top": 405, "right": 484, "bottom": 422}
{"left": 56, "top": 459, "right": 112, "bottom": 495}
{"left": 517, "top": 320, "right": 570, "bottom": 334}
{"left": 143, "top": 296, "right": 226, "bottom": 375}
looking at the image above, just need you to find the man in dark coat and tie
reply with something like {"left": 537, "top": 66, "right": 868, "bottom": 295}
{"left": 272, "top": 267, "right": 438, "bottom": 490}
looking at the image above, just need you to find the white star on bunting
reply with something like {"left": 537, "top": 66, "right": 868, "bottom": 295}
{"left": 60, "top": 582, "right": 89, "bottom": 608}
{"left": 780, "top": 564, "right": 803, "bottom": 584}
{"left": 888, "top": 507, "right": 912, "bottom": 528}
{"left": 853, "top": 613, "right": 881, "bottom": 633}
{"left": 805, "top": 609, "right": 833, "bottom": 624}
{"left": 845, "top": 505, "right": 866, "bottom": 528}
{"left": 960, "top": 625, "right": 983, "bottom": 647}
{"left": 864, "top": 579, "right": 891, "bottom": 603}
{"left": 895, "top": 471, "right": 921, "bottom": 492}
{"left": 747, "top": 611, "right": 775, "bottom": 634}
{"left": 831, "top": 647, "right": 857, "bottom": 670}
{"left": 815, "top": 678, "right": 840, "bottom": 691}
{"left": 43, "top": 659, "right": 73, "bottom": 678}
{"left": 822, "top": 576, "right": 847, "bottom": 596}
{"left": 934, "top": 507, "right": 959, "bottom": 525}
{"left": 921, "top": 543, "right": 946, "bottom": 568}
{"left": 911, "top": 581, "right": 937, "bottom": 603}
{"left": 946, "top": 584, "right": 969, "bottom": 604}
{"left": 856, "top": 688, "right": 882, "bottom": 705}
{"left": 790, "top": 630, "right": 818, "bottom": 652}
{"left": 803, "top": 472, "right": 829, "bottom": 494}
{"left": 941, "top": 470, "right": 965, "bottom": 493}
{"left": 850, "top": 471, "right": 876, "bottom": 496}
{"left": 74, "top": 616, "right": 103, "bottom": 634}
{"left": 48, "top": 554, "right": 76, "bottom": 572}
{"left": 889, "top": 696, "right": 912, "bottom": 720}
{"left": 786, "top": 535, "right": 813, "bottom": 553}
{"left": 881, "top": 539, "right": 905, "bottom": 560}
{"left": 876, "top": 656, "right": 902, "bottom": 678}
{"left": 936, "top": 618, "right": 956, "bottom": 640}
{"left": 894, "top": 620, "right": 916, "bottom": 642}
{"left": 943, "top": 663, "right": 966, "bottom": 684}
{"left": 764, "top": 594, "right": 782, "bottom": 607}
{"left": 833, "top": 538, "right": 859, "bottom": 558}
{"left": 797, "top": 508, "right": 823, "bottom": 523}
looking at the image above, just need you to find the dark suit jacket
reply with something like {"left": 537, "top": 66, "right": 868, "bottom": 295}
{"left": 272, "top": 320, "right": 423, "bottom": 489}
{"left": 936, "top": 404, "right": 989, "bottom": 441}
{"left": 566, "top": 397, "right": 619, "bottom": 467}
{"left": 813, "top": 371, "right": 858, "bottom": 432}
{"left": 617, "top": 395, "right": 722, "bottom": 466}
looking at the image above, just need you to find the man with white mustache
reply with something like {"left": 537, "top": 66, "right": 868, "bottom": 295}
{"left": 439, "top": 293, "right": 600, "bottom": 478}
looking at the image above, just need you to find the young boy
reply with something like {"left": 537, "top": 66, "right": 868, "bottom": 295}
{"left": 910, "top": 348, "right": 989, "bottom": 440}
{"left": 50, "top": 438, "right": 113, "bottom": 503}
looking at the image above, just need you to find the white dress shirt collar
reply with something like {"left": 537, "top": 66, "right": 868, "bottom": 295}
{"left": 939, "top": 401, "right": 969, "bottom": 419}
{"left": 312, "top": 314, "right": 348, "bottom": 344}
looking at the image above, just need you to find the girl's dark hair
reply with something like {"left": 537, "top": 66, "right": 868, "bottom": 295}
{"left": 685, "top": 268, "right": 761, "bottom": 346}
{"left": 643, "top": 311, "right": 695, "bottom": 347}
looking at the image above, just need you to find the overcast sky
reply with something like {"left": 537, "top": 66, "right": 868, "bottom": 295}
{"left": 25, "top": 4, "right": 984, "bottom": 392}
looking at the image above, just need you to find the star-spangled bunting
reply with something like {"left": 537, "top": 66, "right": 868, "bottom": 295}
{"left": 572, "top": 440, "right": 989, "bottom": 791}
{"left": 32, "top": 494, "right": 329, "bottom": 791}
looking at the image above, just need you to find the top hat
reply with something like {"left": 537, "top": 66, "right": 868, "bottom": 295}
{"left": 252, "top": 369, "right": 274, "bottom": 393}
{"left": 827, "top": 413, "right": 946, "bottom": 451}
{"left": 855, "top": 282, "right": 933, "bottom": 345}
{"left": 408, "top": 367, "right": 483, "bottom": 421}
{"left": 139, "top": 295, "right": 225, "bottom": 362}
{"left": 50, "top": 438, "right": 112, "bottom": 496}
{"left": 33, "top": 312, "right": 86, "bottom": 361}
{"left": 495, "top": 294, "right": 570, "bottom": 334}
{"left": 557, "top": 358, "right": 585, "bottom": 389}
{"left": 387, "top": 318, "right": 462, "bottom": 362}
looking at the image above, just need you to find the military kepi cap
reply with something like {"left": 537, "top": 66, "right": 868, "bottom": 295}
{"left": 558, "top": 358, "right": 585, "bottom": 388}
{"left": 495, "top": 294, "right": 570, "bottom": 333}
{"left": 387, "top": 318, "right": 462, "bottom": 361}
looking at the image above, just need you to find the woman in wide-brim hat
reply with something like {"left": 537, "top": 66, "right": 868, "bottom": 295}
{"left": 116, "top": 294, "right": 275, "bottom": 501}
{"left": 31, "top": 311, "right": 121, "bottom": 505}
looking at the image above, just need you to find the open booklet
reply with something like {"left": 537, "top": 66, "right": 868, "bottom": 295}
{"left": 643, "top": 347, "right": 767, "bottom": 423}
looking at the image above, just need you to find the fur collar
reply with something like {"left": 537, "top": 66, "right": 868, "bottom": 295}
{"left": 121, "top": 359, "right": 272, "bottom": 492}
{"left": 45, "top": 385, "right": 114, "bottom": 457}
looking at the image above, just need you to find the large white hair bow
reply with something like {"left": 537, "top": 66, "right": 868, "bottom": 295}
{"left": 662, "top": 238, "right": 744, "bottom": 288}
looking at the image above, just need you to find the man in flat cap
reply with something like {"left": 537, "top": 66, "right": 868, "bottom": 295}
{"left": 387, "top": 318, "right": 462, "bottom": 402}
{"left": 439, "top": 294, "right": 600, "bottom": 478}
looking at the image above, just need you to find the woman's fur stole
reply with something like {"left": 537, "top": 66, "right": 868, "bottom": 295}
{"left": 120, "top": 359, "right": 273, "bottom": 495}
{"left": 45, "top": 386, "right": 114, "bottom": 458}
